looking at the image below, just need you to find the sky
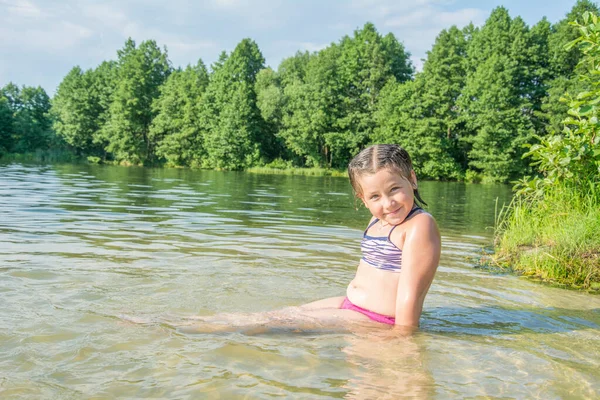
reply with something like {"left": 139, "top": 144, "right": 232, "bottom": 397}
{"left": 0, "top": 0, "right": 584, "bottom": 96}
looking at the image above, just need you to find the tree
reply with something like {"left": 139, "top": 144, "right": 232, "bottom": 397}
{"left": 525, "top": 18, "right": 553, "bottom": 136}
{"left": 542, "top": 0, "right": 600, "bottom": 134}
{"left": 335, "top": 23, "right": 413, "bottom": 166}
{"left": 255, "top": 67, "right": 288, "bottom": 161}
{"left": 101, "top": 38, "right": 172, "bottom": 164}
{"left": 278, "top": 23, "right": 413, "bottom": 168}
{"left": 548, "top": 0, "right": 600, "bottom": 78}
{"left": 1, "top": 83, "right": 53, "bottom": 153}
{"left": 201, "top": 39, "right": 269, "bottom": 169}
{"left": 458, "top": 8, "right": 535, "bottom": 182}
{"left": 373, "top": 25, "right": 470, "bottom": 179}
{"left": 52, "top": 62, "right": 116, "bottom": 157}
{"left": 0, "top": 94, "right": 13, "bottom": 155}
{"left": 278, "top": 44, "right": 342, "bottom": 167}
{"left": 277, "top": 51, "right": 311, "bottom": 88}
{"left": 521, "top": 10, "right": 600, "bottom": 194}
{"left": 149, "top": 60, "right": 209, "bottom": 167}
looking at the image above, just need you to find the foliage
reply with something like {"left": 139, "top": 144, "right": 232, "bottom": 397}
{"left": 517, "top": 11, "right": 600, "bottom": 197}
{"left": 101, "top": 38, "right": 172, "bottom": 165}
{"left": 373, "top": 25, "right": 468, "bottom": 179}
{"left": 200, "top": 39, "right": 269, "bottom": 170}
{"left": 542, "top": 0, "right": 600, "bottom": 135}
{"left": 149, "top": 60, "right": 209, "bottom": 167}
{"left": 51, "top": 62, "right": 116, "bottom": 158}
{"left": 4, "top": 2, "right": 599, "bottom": 183}
{"left": 0, "top": 83, "right": 54, "bottom": 155}
{"left": 459, "top": 8, "right": 537, "bottom": 183}
{"left": 493, "top": 184, "right": 599, "bottom": 290}
{"left": 0, "top": 95, "right": 13, "bottom": 155}
{"left": 494, "top": 10, "right": 600, "bottom": 290}
{"left": 278, "top": 23, "right": 413, "bottom": 169}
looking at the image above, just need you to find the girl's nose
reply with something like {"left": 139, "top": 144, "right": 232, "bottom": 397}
{"left": 384, "top": 196, "right": 396, "bottom": 208}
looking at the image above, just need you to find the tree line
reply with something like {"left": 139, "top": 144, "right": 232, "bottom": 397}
{"left": 0, "top": 1, "right": 597, "bottom": 183}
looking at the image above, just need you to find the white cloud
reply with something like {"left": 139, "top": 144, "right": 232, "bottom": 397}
{"left": 342, "top": 1, "right": 487, "bottom": 71}
{"left": 6, "top": 0, "right": 41, "bottom": 18}
{"left": 0, "top": 19, "right": 93, "bottom": 52}
{"left": 209, "top": 0, "right": 245, "bottom": 9}
{"left": 349, "top": 0, "right": 446, "bottom": 18}
{"left": 0, "top": 0, "right": 573, "bottom": 93}
{"left": 79, "top": 3, "right": 130, "bottom": 32}
{"left": 296, "top": 41, "right": 329, "bottom": 53}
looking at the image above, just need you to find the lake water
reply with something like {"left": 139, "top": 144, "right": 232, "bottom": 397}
{"left": 1, "top": 163, "right": 599, "bottom": 399}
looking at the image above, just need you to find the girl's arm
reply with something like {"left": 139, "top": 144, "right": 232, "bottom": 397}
{"left": 393, "top": 214, "right": 441, "bottom": 329}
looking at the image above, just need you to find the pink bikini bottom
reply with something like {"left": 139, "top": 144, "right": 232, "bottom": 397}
{"left": 340, "top": 297, "right": 395, "bottom": 325}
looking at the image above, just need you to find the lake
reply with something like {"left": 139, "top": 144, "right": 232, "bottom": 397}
{"left": 1, "top": 163, "right": 599, "bottom": 398}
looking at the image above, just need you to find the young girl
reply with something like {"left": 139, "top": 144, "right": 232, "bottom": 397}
{"left": 296, "top": 144, "right": 441, "bottom": 330}
{"left": 177, "top": 144, "right": 440, "bottom": 333}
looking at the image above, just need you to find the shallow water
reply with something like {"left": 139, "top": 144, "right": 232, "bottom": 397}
{"left": 0, "top": 163, "right": 598, "bottom": 399}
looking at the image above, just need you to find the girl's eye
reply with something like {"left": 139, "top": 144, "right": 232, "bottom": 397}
{"left": 370, "top": 195, "right": 379, "bottom": 200}
{"left": 391, "top": 187, "right": 400, "bottom": 192}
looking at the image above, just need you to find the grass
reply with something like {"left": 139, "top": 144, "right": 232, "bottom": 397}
{"left": 0, "top": 149, "right": 79, "bottom": 164}
{"left": 246, "top": 166, "right": 347, "bottom": 177}
{"left": 491, "top": 184, "right": 600, "bottom": 291}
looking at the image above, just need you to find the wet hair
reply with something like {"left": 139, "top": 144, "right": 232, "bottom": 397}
{"left": 348, "top": 144, "right": 427, "bottom": 207}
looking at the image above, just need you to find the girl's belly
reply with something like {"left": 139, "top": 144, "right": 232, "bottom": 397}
{"left": 346, "top": 261, "right": 400, "bottom": 317}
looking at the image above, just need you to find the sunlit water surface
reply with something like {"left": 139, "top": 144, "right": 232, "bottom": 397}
{"left": 1, "top": 163, "right": 599, "bottom": 399}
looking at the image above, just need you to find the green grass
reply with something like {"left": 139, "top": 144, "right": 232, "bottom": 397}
{"left": 0, "top": 149, "right": 79, "bottom": 164}
{"left": 492, "top": 184, "right": 600, "bottom": 291}
{"left": 246, "top": 166, "right": 347, "bottom": 177}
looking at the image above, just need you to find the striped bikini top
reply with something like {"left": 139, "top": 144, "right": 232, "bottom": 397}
{"left": 360, "top": 207, "right": 422, "bottom": 272}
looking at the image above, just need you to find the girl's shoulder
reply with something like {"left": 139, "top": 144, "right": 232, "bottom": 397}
{"left": 408, "top": 209, "right": 438, "bottom": 231}
{"left": 389, "top": 210, "right": 439, "bottom": 248}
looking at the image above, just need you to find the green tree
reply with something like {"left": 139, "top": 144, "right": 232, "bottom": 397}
{"left": 459, "top": 8, "right": 535, "bottom": 182}
{"left": 520, "top": 11, "right": 600, "bottom": 194}
{"left": 52, "top": 62, "right": 116, "bottom": 158}
{"left": 543, "top": 0, "right": 600, "bottom": 134}
{"left": 335, "top": 23, "right": 413, "bottom": 166}
{"left": 149, "top": 60, "right": 209, "bottom": 167}
{"left": 278, "top": 23, "right": 413, "bottom": 168}
{"left": 373, "top": 25, "right": 469, "bottom": 179}
{"left": 1, "top": 83, "right": 53, "bottom": 153}
{"left": 279, "top": 44, "right": 342, "bottom": 167}
{"left": 102, "top": 38, "right": 172, "bottom": 164}
{"left": 255, "top": 67, "right": 288, "bottom": 161}
{"left": 201, "top": 39, "right": 269, "bottom": 169}
{"left": 525, "top": 18, "right": 553, "bottom": 136}
{"left": 0, "top": 95, "right": 13, "bottom": 155}
{"left": 277, "top": 51, "right": 311, "bottom": 87}
{"left": 548, "top": 0, "right": 600, "bottom": 78}
{"left": 373, "top": 79, "right": 461, "bottom": 179}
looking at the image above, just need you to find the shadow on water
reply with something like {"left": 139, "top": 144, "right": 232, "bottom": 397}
{"left": 423, "top": 306, "right": 600, "bottom": 336}
{"left": 150, "top": 304, "right": 599, "bottom": 339}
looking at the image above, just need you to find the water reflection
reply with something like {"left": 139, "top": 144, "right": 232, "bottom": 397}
{"left": 1, "top": 162, "right": 599, "bottom": 399}
{"left": 343, "top": 331, "right": 435, "bottom": 399}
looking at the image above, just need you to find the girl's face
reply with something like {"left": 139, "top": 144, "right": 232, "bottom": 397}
{"left": 357, "top": 168, "right": 417, "bottom": 226}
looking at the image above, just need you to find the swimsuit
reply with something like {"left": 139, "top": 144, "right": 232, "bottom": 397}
{"left": 341, "top": 206, "right": 423, "bottom": 324}
{"left": 340, "top": 297, "right": 395, "bottom": 325}
{"left": 361, "top": 206, "right": 422, "bottom": 272}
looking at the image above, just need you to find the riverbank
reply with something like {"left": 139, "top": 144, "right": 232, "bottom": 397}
{"left": 246, "top": 166, "right": 347, "bottom": 177}
{"left": 491, "top": 186, "right": 600, "bottom": 291}
{"left": 0, "top": 150, "right": 77, "bottom": 164}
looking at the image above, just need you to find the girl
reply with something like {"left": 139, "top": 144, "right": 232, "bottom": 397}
{"left": 178, "top": 144, "right": 440, "bottom": 333}
{"left": 297, "top": 144, "right": 441, "bottom": 330}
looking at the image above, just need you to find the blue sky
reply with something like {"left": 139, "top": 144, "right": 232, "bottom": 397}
{"left": 0, "top": 0, "right": 584, "bottom": 95}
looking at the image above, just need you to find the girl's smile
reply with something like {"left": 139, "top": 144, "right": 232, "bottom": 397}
{"left": 357, "top": 168, "right": 417, "bottom": 226}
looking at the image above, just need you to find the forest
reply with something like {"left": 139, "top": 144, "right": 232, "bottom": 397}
{"left": 0, "top": 1, "right": 597, "bottom": 184}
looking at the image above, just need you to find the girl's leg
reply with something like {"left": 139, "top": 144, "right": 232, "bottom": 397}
{"left": 177, "top": 297, "right": 373, "bottom": 334}
{"left": 299, "top": 296, "right": 346, "bottom": 310}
